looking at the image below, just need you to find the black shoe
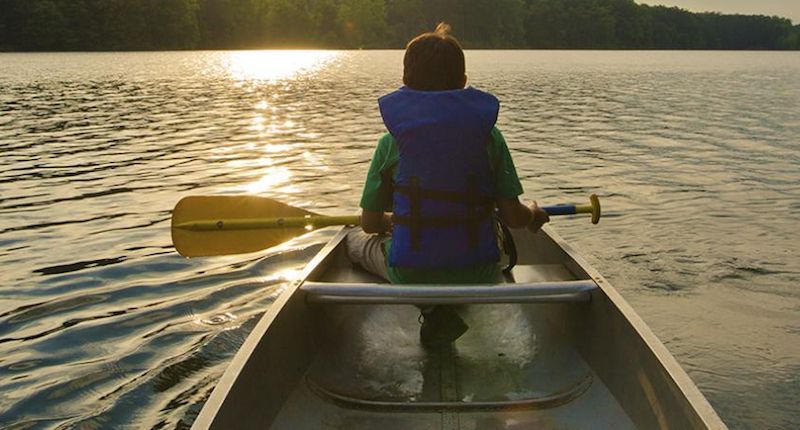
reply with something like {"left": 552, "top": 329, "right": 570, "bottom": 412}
{"left": 419, "top": 306, "right": 468, "bottom": 348}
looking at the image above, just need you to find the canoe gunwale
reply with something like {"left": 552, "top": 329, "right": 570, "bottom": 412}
{"left": 191, "top": 228, "right": 350, "bottom": 430}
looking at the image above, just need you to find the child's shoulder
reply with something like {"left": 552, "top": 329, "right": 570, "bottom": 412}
{"left": 379, "top": 131, "right": 396, "bottom": 145}
{"left": 485, "top": 126, "right": 507, "bottom": 147}
{"left": 375, "top": 132, "right": 399, "bottom": 166}
{"left": 378, "top": 132, "right": 397, "bottom": 152}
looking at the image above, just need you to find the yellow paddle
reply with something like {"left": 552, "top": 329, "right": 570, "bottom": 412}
{"left": 171, "top": 194, "right": 600, "bottom": 257}
{"left": 171, "top": 195, "right": 357, "bottom": 258}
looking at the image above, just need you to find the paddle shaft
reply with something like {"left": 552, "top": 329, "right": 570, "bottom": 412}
{"left": 545, "top": 194, "right": 601, "bottom": 224}
{"left": 544, "top": 204, "right": 593, "bottom": 216}
{"left": 174, "top": 215, "right": 359, "bottom": 231}
{"left": 171, "top": 194, "right": 600, "bottom": 257}
{"left": 174, "top": 202, "right": 598, "bottom": 232}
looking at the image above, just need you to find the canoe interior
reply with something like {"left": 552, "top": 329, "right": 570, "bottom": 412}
{"left": 196, "top": 227, "right": 724, "bottom": 430}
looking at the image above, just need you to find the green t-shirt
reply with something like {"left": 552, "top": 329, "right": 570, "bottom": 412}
{"left": 359, "top": 126, "right": 524, "bottom": 284}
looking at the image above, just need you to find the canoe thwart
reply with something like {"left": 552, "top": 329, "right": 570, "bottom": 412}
{"left": 301, "top": 280, "right": 597, "bottom": 305}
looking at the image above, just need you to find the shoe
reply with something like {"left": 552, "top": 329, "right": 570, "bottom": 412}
{"left": 419, "top": 305, "right": 468, "bottom": 348}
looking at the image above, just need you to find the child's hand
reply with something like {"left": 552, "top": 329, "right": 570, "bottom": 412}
{"left": 527, "top": 201, "right": 550, "bottom": 233}
{"left": 359, "top": 210, "right": 393, "bottom": 234}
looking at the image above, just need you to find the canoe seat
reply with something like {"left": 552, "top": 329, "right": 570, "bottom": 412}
{"left": 301, "top": 280, "right": 597, "bottom": 305}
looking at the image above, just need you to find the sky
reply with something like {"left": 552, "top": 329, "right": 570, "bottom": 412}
{"left": 640, "top": 0, "right": 800, "bottom": 23}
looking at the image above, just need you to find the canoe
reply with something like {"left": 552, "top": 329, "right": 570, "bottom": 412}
{"left": 191, "top": 226, "right": 727, "bottom": 429}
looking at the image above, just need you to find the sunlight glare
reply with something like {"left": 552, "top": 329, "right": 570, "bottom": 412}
{"left": 227, "top": 50, "right": 338, "bottom": 82}
{"left": 301, "top": 150, "right": 325, "bottom": 168}
{"left": 274, "top": 268, "right": 304, "bottom": 281}
{"left": 227, "top": 156, "right": 275, "bottom": 168}
{"left": 250, "top": 115, "right": 266, "bottom": 132}
{"left": 245, "top": 167, "right": 292, "bottom": 194}
{"left": 263, "top": 144, "right": 293, "bottom": 153}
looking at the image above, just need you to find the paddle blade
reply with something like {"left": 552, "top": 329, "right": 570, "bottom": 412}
{"left": 171, "top": 195, "right": 317, "bottom": 257}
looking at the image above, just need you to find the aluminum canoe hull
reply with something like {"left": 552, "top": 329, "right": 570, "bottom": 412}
{"left": 192, "top": 226, "right": 726, "bottom": 430}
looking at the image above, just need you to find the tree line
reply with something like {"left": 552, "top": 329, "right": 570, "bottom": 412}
{"left": 0, "top": 0, "right": 798, "bottom": 51}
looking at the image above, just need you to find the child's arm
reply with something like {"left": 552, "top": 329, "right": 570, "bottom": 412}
{"left": 360, "top": 210, "right": 393, "bottom": 234}
{"left": 497, "top": 197, "right": 550, "bottom": 233}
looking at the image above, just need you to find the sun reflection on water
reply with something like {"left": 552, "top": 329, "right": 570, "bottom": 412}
{"left": 221, "top": 51, "right": 338, "bottom": 196}
{"left": 250, "top": 115, "right": 266, "bottom": 132}
{"left": 263, "top": 144, "right": 292, "bottom": 153}
{"left": 245, "top": 166, "right": 293, "bottom": 194}
{"left": 226, "top": 50, "right": 339, "bottom": 82}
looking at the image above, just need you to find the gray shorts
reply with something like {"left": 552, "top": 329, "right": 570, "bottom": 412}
{"left": 345, "top": 229, "right": 390, "bottom": 281}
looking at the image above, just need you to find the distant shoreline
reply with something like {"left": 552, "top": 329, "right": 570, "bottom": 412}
{"left": 2, "top": 48, "right": 799, "bottom": 53}
{"left": 1, "top": 0, "right": 798, "bottom": 51}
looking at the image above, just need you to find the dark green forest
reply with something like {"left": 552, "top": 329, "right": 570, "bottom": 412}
{"left": 1, "top": 0, "right": 798, "bottom": 51}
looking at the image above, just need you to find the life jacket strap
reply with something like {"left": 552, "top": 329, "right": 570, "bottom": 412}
{"left": 498, "top": 217, "right": 518, "bottom": 275}
{"left": 394, "top": 184, "right": 494, "bottom": 205}
{"left": 467, "top": 175, "right": 479, "bottom": 247}
{"left": 397, "top": 175, "right": 494, "bottom": 252}
{"left": 409, "top": 176, "right": 422, "bottom": 251}
{"left": 392, "top": 207, "right": 494, "bottom": 228}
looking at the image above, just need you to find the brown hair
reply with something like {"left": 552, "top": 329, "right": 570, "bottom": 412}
{"left": 403, "top": 23, "right": 466, "bottom": 91}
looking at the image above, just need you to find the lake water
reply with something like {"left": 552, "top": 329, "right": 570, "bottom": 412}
{"left": 0, "top": 50, "right": 798, "bottom": 429}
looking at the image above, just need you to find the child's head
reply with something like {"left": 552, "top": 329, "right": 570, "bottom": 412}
{"left": 403, "top": 23, "right": 466, "bottom": 91}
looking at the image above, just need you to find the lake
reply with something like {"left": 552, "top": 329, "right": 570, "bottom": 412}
{"left": 0, "top": 50, "right": 798, "bottom": 429}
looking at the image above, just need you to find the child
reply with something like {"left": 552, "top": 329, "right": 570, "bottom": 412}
{"left": 347, "top": 23, "right": 549, "bottom": 347}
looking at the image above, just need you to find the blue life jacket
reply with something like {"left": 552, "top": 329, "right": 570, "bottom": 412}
{"left": 378, "top": 86, "right": 500, "bottom": 268}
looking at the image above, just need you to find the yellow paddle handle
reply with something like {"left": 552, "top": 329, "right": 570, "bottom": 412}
{"left": 174, "top": 215, "right": 360, "bottom": 231}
